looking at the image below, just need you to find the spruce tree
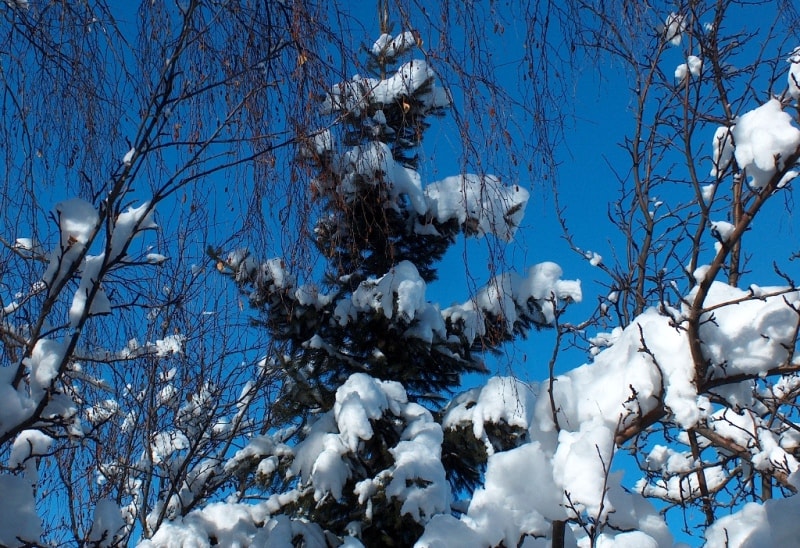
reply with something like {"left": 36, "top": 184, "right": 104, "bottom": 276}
{"left": 222, "top": 20, "right": 579, "bottom": 547}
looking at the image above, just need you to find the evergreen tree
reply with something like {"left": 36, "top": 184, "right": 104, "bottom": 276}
{"left": 222, "top": 21, "right": 579, "bottom": 547}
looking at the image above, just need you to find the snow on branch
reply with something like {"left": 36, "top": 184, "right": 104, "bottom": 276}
{"left": 422, "top": 174, "right": 529, "bottom": 241}
{"left": 288, "top": 373, "right": 449, "bottom": 522}
{"left": 728, "top": 99, "right": 800, "bottom": 190}
{"left": 444, "top": 262, "right": 581, "bottom": 347}
{"left": 422, "top": 278, "right": 800, "bottom": 545}
{"left": 322, "top": 59, "right": 449, "bottom": 117}
{"left": 327, "top": 140, "right": 428, "bottom": 215}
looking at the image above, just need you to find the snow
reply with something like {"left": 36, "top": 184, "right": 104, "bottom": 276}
{"left": 553, "top": 420, "right": 616, "bottom": 519}
{"left": 333, "top": 262, "right": 447, "bottom": 343}
{"left": 290, "top": 373, "right": 449, "bottom": 521}
{"left": 43, "top": 198, "right": 99, "bottom": 289}
{"left": 294, "top": 283, "right": 331, "bottom": 308}
{"left": 313, "top": 129, "right": 333, "bottom": 154}
{"left": 732, "top": 98, "right": 800, "bottom": 189}
{"left": 687, "top": 55, "right": 702, "bottom": 76}
{"left": 8, "top": 22, "right": 800, "bottom": 548}
{"left": 13, "top": 237, "right": 43, "bottom": 255}
{"left": 788, "top": 46, "right": 800, "bottom": 100}
{"left": 443, "top": 262, "right": 581, "bottom": 345}
{"left": 9, "top": 430, "right": 53, "bottom": 483}
{"left": 350, "top": 261, "right": 425, "bottom": 322}
{"left": 146, "top": 253, "right": 168, "bottom": 264}
{"left": 692, "top": 282, "right": 800, "bottom": 380}
{"left": 86, "top": 399, "right": 120, "bottom": 425}
{"left": 70, "top": 254, "right": 112, "bottom": 326}
{"left": 0, "top": 366, "right": 35, "bottom": 439}
{"left": 316, "top": 60, "right": 528, "bottom": 247}
{"left": 247, "top": 257, "right": 293, "bottom": 292}
{"left": 38, "top": 199, "right": 158, "bottom": 327}
{"left": 443, "top": 377, "right": 536, "bottom": 452}
{"left": 334, "top": 373, "right": 397, "bottom": 451}
{"left": 704, "top": 484, "right": 800, "bottom": 547}
{"left": 664, "top": 13, "right": 686, "bottom": 46}
{"left": 140, "top": 502, "right": 286, "bottom": 547}
{"left": 322, "top": 59, "right": 448, "bottom": 117}
{"left": 778, "top": 169, "right": 798, "bottom": 188}
{"left": 416, "top": 515, "right": 483, "bottom": 548}
{"left": 709, "top": 220, "right": 735, "bottom": 242}
{"left": 155, "top": 334, "right": 185, "bottom": 356}
{"left": 151, "top": 430, "right": 190, "bottom": 464}
{"left": 465, "top": 441, "right": 563, "bottom": 545}
{"left": 331, "top": 140, "right": 428, "bottom": 214}
{"left": 5, "top": 0, "right": 29, "bottom": 10}
{"left": 422, "top": 276, "right": 800, "bottom": 544}
{"left": 25, "top": 338, "right": 66, "bottom": 402}
{"left": 448, "top": 281, "right": 789, "bottom": 527}
{"left": 123, "top": 147, "right": 135, "bottom": 166}
{"left": 421, "top": 290, "right": 764, "bottom": 544}
{"left": 110, "top": 202, "right": 157, "bottom": 262}
{"left": 88, "top": 499, "right": 126, "bottom": 547}
{"left": 371, "top": 33, "right": 391, "bottom": 56}
{"left": 386, "top": 405, "right": 449, "bottom": 521}
{"left": 584, "top": 250, "right": 602, "bottom": 266}
{"left": 675, "top": 57, "right": 701, "bottom": 82}
{"left": 710, "top": 126, "right": 734, "bottom": 177}
{"left": 0, "top": 475, "right": 42, "bottom": 546}
{"left": 377, "top": 60, "right": 448, "bottom": 109}
{"left": 372, "top": 31, "right": 417, "bottom": 58}
{"left": 693, "top": 264, "right": 711, "bottom": 283}
{"left": 9, "top": 430, "right": 53, "bottom": 469}
{"left": 423, "top": 174, "right": 529, "bottom": 241}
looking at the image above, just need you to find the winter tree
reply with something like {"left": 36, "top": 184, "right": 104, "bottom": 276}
{"left": 5, "top": 0, "right": 800, "bottom": 547}
{"left": 191, "top": 14, "right": 581, "bottom": 546}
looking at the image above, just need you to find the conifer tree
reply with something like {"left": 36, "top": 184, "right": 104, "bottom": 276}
{"left": 222, "top": 17, "right": 580, "bottom": 546}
